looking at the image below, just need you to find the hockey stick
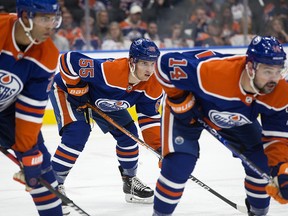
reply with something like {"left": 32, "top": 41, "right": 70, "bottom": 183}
{"left": 197, "top": 118, "right": 272, "bottom": 183}
{"left": 86, "top": 103, "right": 247, "bottom": 214}
{"left": 0, "top": 146, "right": 91, "bottom": 216}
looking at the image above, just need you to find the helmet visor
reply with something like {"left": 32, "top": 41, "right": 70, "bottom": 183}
{"left": 33, "top": 13, "right": 62, "bottom": 28}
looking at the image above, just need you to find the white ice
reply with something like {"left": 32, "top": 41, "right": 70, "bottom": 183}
{"left": 0, "top": 124, "right": 287, "bottom": 216}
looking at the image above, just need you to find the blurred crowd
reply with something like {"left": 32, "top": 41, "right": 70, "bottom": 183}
{"left": 1, "top": 0, "right": 288, "bottom": 51}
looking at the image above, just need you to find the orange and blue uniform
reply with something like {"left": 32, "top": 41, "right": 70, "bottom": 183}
{"left": 153, "top": 50, "right": 288, "bottom": 215}
{"left": 49, "top": 51, "right": 162, "bottom": 184}
{"left": 0, "top": 14, "right": 62, "bottom": 215}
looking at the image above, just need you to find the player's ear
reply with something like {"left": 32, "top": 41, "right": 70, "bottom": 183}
{"left": 20, "top": 11, "right": 31, "bottom": 27}
{"left": 246, "top": 61, "right": 254, "bottom": 76}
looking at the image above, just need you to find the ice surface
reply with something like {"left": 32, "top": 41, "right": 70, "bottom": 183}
{"left": 0, "top": 125, "right": 287, "bottom": 215}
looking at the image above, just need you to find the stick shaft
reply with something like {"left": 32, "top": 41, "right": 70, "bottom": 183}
{"left": 0, "top": 147, "right": 91, "bottom": 216}
{"left": 198, "top": 118, "right": 272, "bottom": 182}
{"left": 87, "top": 103, "right": 247, "bottom": 213}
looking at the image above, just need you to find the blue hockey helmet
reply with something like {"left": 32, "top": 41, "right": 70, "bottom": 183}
{"left": 16, "top": 0, "right": 61, "bottom": 18}
{"left": 129, "top": 38, "right": 160, "bottom": 62}
{"left": 246, "top": 36, "right": 286, "bottom": 66}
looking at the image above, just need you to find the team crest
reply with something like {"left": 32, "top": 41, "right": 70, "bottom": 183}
{"left": 252, "top": 36, "right": 261, "bottom": 45}
{"left": 209, "top": 110, "right": 252, "bottom": 128}
{"left": 0, "top": 71, "right": 23, "bottom": 105}
{"left": 95, "top": 99, "right": 130, "bottom": 112}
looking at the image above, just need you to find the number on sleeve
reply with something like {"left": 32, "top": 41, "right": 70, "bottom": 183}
{"left": 78, "top": 58, "right": 94, "bottom": 78}
{"left": 169, "top": 58, "right": 188, "bottom": 80}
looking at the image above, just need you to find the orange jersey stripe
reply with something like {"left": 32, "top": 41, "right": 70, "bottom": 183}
{"left": 264, "top": 141, "right": 288, "bottom": 166}
{"left": 245, "top": 181, "right": 266, "bottom": 192}
{"left": 162, "top": 102, "right": 172, "bottom": 157}
{"left": 33, "top": 193, "right": 56, "bottom": 203}
{"left": 138, "top": 118, "right": 159, "bottom": 125}
{"left": 60, "top": 55, "right": 81, "bottom": 85}
{"left": 57, "top": 86, "right": 74, "bottom": 126}
{"left": 156, "top": 182, "right": 183, "bottom": 197}
{"left": 116, "top": 149, "right": 139, "bottom": 156}
{"left": 55, "top": 149, "right": 77, "bottom": 161}
{"left": 141, "top": 127, "right": 161, "bottom": 150}
{"left": 13, "top": 119, "right": 42, "bottom": 152}
{"left": 15, "top": 103, "right": 45, "bottom": 115}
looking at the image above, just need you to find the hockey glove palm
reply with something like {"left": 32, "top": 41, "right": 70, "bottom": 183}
{"left": 66, "top": 80, "right": 90, "bottom": 111}
{"left": 167, "top": 92, "right": 200, "bottom": 125}
{"left": 266, "top": 162, "right": 288, "bottom": 204}
{"left": 14, "top": 145, "right": 43, "bottom": 188}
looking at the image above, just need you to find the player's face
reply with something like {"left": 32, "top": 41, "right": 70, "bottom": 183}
{"left": 31, "top": 13, "right": 61, "bottom": 42}
{"left": 134, "top": 60, "right": 156, "bottom": 81}
{"left": 253, "top": 63, "right": 284, "bottom": 94}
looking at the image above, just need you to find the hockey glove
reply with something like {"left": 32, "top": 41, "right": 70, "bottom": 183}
{"left": 14, "top": 145, "right": 43, "bottom": 188}
{"left": 265, "top": 162, "right": 288, "bottom": 204}
{"left": 167, "top": 92, "right": 199, "bottom": 125}
{"left": 66, "top": 80, "right": 90, "bottom": 111}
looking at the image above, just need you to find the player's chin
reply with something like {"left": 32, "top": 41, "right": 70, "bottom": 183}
{"left": 143, "top": 74, "right": 152, "bottom": 81}
{"left": 262, "top": 87, "right": 275, "bottom": 94}
{"left": 141, "top": 77, "right": 149, "bottom": 82}
{"left": 39, "top": 35, "right": 50, "bottom": 42}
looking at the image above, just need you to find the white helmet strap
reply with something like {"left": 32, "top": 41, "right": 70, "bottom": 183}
{"left": 246, "top": 63, "right": 263, "bottom": 96}
{"left": 129, "top": 61, "right": 141, "bottom": 83}
{"left": 19, "top": 17, "right": 40, "bottom": 45}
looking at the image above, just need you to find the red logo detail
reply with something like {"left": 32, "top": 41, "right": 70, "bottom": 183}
{"left": 272, "top": 46, "right": 281, "bottom": 53}
{"left": 148, "top": 46, "right": 156, "bottom": 52}
{"left": 1, "top": 75, "right": 11, "bottom": 84}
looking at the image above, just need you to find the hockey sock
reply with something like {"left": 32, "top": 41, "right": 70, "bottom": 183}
{"left": 154, "top": 153, "right": 197, "bottom": 214}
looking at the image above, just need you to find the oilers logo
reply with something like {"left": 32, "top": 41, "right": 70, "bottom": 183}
{"left": 0, "top": 71, "right": 23, "bottom": 106}
{"left": 209, "top": 110, "right": 251, "bottom": 128}
{"left": 95, "top": 99, "right": 130, "bottom": 112}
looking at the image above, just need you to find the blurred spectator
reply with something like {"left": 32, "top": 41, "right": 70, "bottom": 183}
{"left": 101, "top": 21, "right": 131, "bottom": 50}
{"left": 163, "top": 22, "right": 194, "bottom": 48}
{"left": 248, "top": 0, "right": 266, "bottom": 35}
{"left": 51, "top": 29, "right": 70, "bottom": 52}
{"left": 226, "top": 0, "right": 252, "bottom": 23}
{"left": 184, "top": 6, "right": 211, "bottom": 43}
{"left": 196, "top": 21, "right": 225, "bottom": 47}
{"left": 229, "top": 17, "right": 255, "bottom": 46}
{"left": 64, "top": 0, "right": 84, "bottom": 26}
{"left": 119, "top": 4, "right": 147, "bottom": 41}
{"left": 142, "top": 0, "right": 183, "bottom": 38}
{"left": 144, "top": 21, "right": 165, "bottom": 48}
{"left": 71, "top": 16, "right": 101, "bottom": 50}
{"left": 0, "top": 1, "right": 15, "bottom": 13}
{"left": 57, "top": 9, "right": 81, "bottom": 47}
{"left": 79, "top": 0, "right": 106, "bottom": 12}
{"left": 263, "top": 0, "right": 288, "bottom": 34}
{"left": 0, "top": 5, "right": 7, "bottom": 13}
{"left": 119, "top": 0, "right": 145, "bottom": 17}
{"left": 217, "top": 4, "right": 240, "bottom": 45}
{"left": 95, "top": 9, "right": 110, "bottom": 41}
{"left": 107, "top": 0, "right": 127, "bottom": 22}
{"left": 198, "top": 0, "right": 221, "bottom": 20}
{"left": 266, "top": 17, "right": 288, "bottom": 44}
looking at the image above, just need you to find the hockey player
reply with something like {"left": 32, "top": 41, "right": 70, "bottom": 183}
{"left": 153, "top": 35, "right": 288, "bottom": 216}
{"left": 49, "top": 38, "right": 162, "bottom": 214}
{"left": 0, "top": 0, "right": 63, "bottom": 215}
